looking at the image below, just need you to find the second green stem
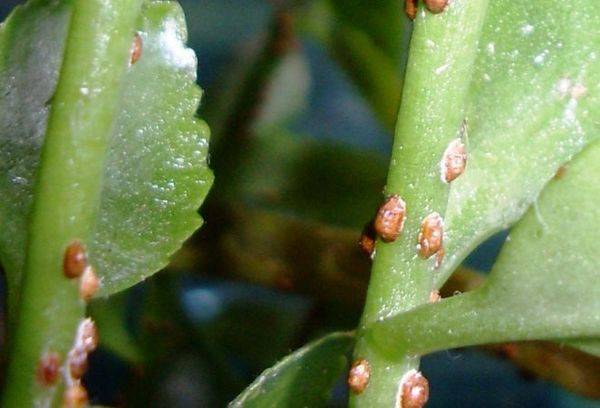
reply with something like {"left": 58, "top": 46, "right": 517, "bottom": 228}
{"left": 3, "top": 1, "right": 142, "bottom": 406}
{"left": 351, "top": 1, "right": 489, "bottom": 406}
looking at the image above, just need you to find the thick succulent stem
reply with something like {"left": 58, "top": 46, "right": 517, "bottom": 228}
{"left": 2, "top": 0, "right": 143, "bottom": 406}
{"left": 350, "top": 1, "right": 488, "bottom": 406}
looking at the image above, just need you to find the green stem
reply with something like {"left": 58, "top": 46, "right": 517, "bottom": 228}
{"left": 351, "top": 1, "right": 488, "bottom": 406}
{"left": 2, "top": 0, "right": 142, "bottom": 406}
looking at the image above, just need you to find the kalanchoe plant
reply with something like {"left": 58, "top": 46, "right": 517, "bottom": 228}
{"left": 234, "top": 0, "right": 599, "bottom": 406}
{"left": 0, "top": 0, "right": 212, "bottom": 405}
{"left": 0, "top": 0, "right": 598, "bottom": 407}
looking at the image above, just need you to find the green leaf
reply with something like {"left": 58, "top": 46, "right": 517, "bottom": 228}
{"left": 351, "top": 1, "right": 599, "bottom": 404}
{"left": 369, "top": 141, "right": 600, "bottom": 357}
{"left": 0, "top": 0, "right": 212, "bottom": 310}
{"left": 0, "top": 0, "right": 73, "bottom": 320}
{"left": 90, "top": 1, "right": 212, "bottom": 295}
{"left": 566, "top": 340, "right": 600, "bottom": 358}
{"left": 230, "top": 332, "right": 354, "bottom": 408}
{"left": 0, "top": 1, "right": 212, "bottom": 404}
{"left": 2, "top": 0, "right": 147, "bottom": 405}
{"left": 437, "top": 0, "right": 600, "bottom": 287}
{"left": 89, "top": 293, "right": 143, "bottom": 363}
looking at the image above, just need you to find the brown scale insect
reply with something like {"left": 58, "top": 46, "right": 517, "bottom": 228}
{"left": 130, "top": 33, "right": 143, "bottom": 65}
{"left": 78, "top": 318, "right": 99, "bottom": 353}
{"left": 68, "top": 350, "right": 88, "bottom": 380}
{"left": 398, "top": 370, "right": 429, "bottom": 408}
{"left": 441, "top": 138, "right": 467, "bottom": 183}
{"left": 554, "top": 165, "right": 567, "bottom": 180}
{"left": 424, "top": 0, "right": 448, "bottom": 13}
{"left": 63, "top": 241, "right": 88, "bottom": 279}
{"left": 374, "top": 195, "right": 407, "bottom": 243}
{"left": 358, "top": 222, "right": 376, "bottom": 258}
{"left": 417, "top": 212, "right": 444, "bottom": 259}
{"left": 36, "top": 352, "right": 61, "bottom": 386}
{"left": 404, "top": 0, "right": 418, "bottom": 20}
{"left": 68, "top": 319, "right": 98, "bottom": 380}
{"left": 348, "top": 358, "right": 371, "bottom": 394}
{"left": 429, "top": 290, "right": 441, "bottom": 303}
{"left": 79, "top": 266, "right": 100, "bottom": 301}
{"left": 63, "top": 383, "right": 88, "bottom": 408}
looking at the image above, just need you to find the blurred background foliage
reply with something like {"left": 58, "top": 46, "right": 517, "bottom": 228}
{"left": 0, "top": 0, "right": 599, "bottom": 407}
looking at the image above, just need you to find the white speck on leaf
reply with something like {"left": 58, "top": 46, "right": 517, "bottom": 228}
{"left": 521, "top": 24, "right": 534, "bottom": 35}
{"left": 434, "top": 62, "right": 450, "bottom": 75}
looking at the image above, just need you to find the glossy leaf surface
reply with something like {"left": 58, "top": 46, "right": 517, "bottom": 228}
{"left": 437, "top": 0, "right": 599, "bottom": 286}
{"left": 0, "top": 0, "right": 212, "bottom": 309}
{"left": 370, "top": 142, "right": 600, "bottom": 355}
{"left": 230, "top": 332, "right": 354, "bottom": 408}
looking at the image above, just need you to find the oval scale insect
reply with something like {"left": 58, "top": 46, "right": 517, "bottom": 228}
{"left": 374, "top": 195, "right": 407, "bottom": 243}
{"left": 130, "top": 32, "right": 143, "bottom": 65}
{"left": 68, "top": 350, "right": 88, "bottom": 380}
{"left": 67, "top": 319, "right": 99, "bottom": 381}
{"left": 74, "top": 318, "right": 98, "bottom": 354}
{"left": 397, "top": 369, "right": 430, "bottom": 408}
{"left": 36, "top": 352, "right": 61, "bottom": 386}
{"left": 348, "top": 358, "right": 371, "bottom": 394}
{"left": 429, "top": 290, "right": 442, "bottom": 303}
{"left": 404, "top": 0, "right": 418, "bottom": 19}
{"left": 424, "top": 0, "right": 448, "bottom": 13}
{"left": 358, "top": 222, "right": 376, "bottom": 258}
{"left": 417, "top": 212, "right": 444, "bottom": 259}
{"left": 63, "top": 384, "right": 88, "bottom": 408}
{"left": 79, "top": 266, "right": 100, "bottom": 301}
{"left": 63, "top": 241, "right": 87, "bottom": 279}
{"left": 440, "top": 138, "right": 467, "bottom": 183}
